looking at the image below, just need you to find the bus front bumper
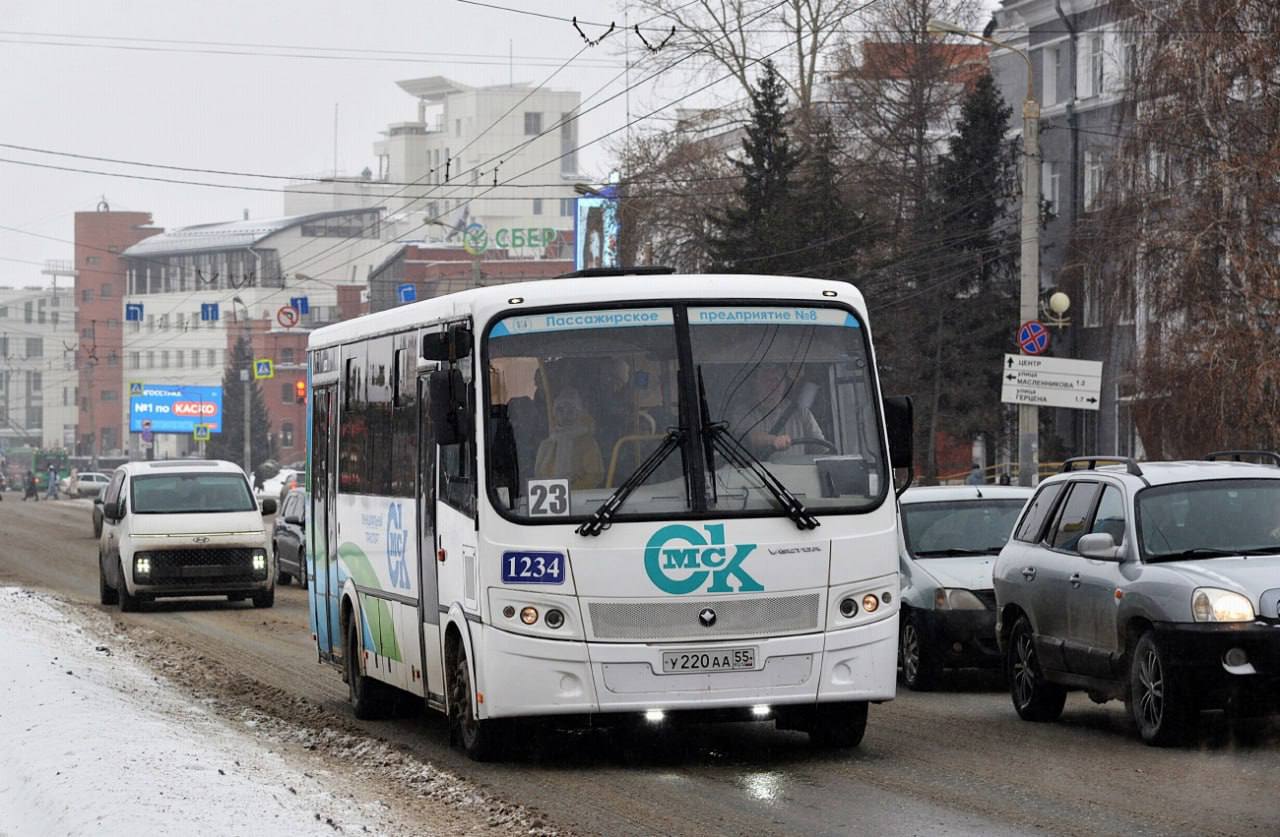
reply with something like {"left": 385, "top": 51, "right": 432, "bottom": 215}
{"left": 473, "top": 614, "right": 898, "bottom": 720}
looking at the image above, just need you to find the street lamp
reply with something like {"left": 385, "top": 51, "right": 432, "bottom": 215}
{"left": 231, "top": 296, "right": 252, "bottom": 474}
{"left": 928, "top": 18, "right": 1041, "bottom": 486}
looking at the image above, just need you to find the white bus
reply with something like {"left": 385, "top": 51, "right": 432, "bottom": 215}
{"left": 305, "top": 270, "right": 913, "bottom": 759}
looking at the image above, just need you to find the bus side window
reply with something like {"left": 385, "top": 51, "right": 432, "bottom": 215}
{"left": 438, "top": 350, "right": 476, "bottom": 517}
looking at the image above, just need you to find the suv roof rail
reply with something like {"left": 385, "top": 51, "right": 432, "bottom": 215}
{"left": 1060, "top": 456, "right": 1145, "bottom": 477}
{"left": 556, "top": 266, "right": 676, "bottom": 279}
{"left": 1204, "top": 450, "right": 1280, "bottom": 465}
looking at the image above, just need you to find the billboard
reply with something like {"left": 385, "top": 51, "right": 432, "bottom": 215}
{"left": 574, "top": 194, "right": 620, "bottom": 271}
{"left": 128, "top": 384, "right": 223, "bottom": 434}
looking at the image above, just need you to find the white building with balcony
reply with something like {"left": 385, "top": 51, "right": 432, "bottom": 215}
{"left": 0, "top": 279, "right": 78, "bottom": 452}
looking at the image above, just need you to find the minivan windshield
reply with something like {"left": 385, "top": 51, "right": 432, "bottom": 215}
{"left": 485, "top": 303, "right": 887, "bottom": 523}
{"left": 131, "top": 473, "right": 257, "bottom": 514}
{"left": 902, "top": 500, "right": 1026, "bottom": 556}
{"left": 1138, "top": 478, "right": 1280, "bottom": 560}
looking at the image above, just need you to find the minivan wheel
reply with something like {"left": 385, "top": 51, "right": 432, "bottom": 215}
{"left": 252, "top": 587, "right": 275, "bottom": 609}
{"left": 1130, "top": 631, "right": 1193, "bottom": 746}
{"left": 1007, "top": 616, "right": 1066, "bottom": 722}
{"left": 98, "top": 555, "right": 118, "bottom": 606}
{"left": 117, "top": 572, "right": 141, "bottom": 613}
{"left": 899, "top": 610, "right": 939, "bottom": 691}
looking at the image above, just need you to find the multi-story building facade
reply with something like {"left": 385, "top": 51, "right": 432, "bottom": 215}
{"left": 989, "top": 0, "right": 1135, "bottom": 456}
{"left": 284, "top": 75, "right": 583, "bottom": 260}
{"left": 116, "top": 208, "right": 400, "bottom": 459}
{"left": 0, "top": 283, "right": 78, "bottom": 452}
{"left": 74, "top": 209, "right": 162, "bottom": 459}
{"left": 366, "top": 242, "right": 573, "bottom": 313}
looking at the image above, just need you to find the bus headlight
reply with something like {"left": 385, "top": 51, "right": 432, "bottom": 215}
{"left": 1192, "top": 588, "right": 1254, "bottom": 622}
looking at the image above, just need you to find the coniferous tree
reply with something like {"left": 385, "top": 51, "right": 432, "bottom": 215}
{"left": 708, "top": 60, "right": 804, "bottom": 274}
{"left": 206, "top": 335, "right": 276, "bottom": 473}
{"left": 790, "top": 116, "right": 875, "bottom": 279}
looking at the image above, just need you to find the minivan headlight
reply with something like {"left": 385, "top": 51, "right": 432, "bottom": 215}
{"left": 1191, "top": 588, "right": 1254, "bottom": 622}
{"left": 251, "top": 548, "right": 268, "bottom": 578}
{"left": 934, "top": 588, "right": 986, "bottom": 610}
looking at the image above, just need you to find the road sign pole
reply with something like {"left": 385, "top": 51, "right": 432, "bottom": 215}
{"left": 240, "top": 368, "right": 251, "bottom": 475}
{"left": 1018, "top": 94, "right": 1042, "bottom": 487}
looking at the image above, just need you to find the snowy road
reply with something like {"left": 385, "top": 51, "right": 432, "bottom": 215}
{"left": 1, "top": 495, "right": 1278, "bottom": 836}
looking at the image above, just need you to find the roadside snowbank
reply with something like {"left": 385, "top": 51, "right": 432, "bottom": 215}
{"left": 0, "top": 588, "right": 383, "bottom": 836}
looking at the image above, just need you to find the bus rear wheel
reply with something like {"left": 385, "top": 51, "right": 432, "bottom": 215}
{"left": 448, "top": 643, "right": 504, "bottom": 761}
{"left": 807, "top": 701, "right": 869, "bottom": 749}
{"left": 345, "top": 618, "right": 393, "bottom": 720}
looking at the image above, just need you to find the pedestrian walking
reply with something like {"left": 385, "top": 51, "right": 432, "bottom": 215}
{"left": 45, "top": 463, "right": 59, "bottom": 499}
{"left": 965, "top": 463, "right": 984, "bottom": 485}
{"left": 24, "top": 470, "right": 38, "bottom": 501}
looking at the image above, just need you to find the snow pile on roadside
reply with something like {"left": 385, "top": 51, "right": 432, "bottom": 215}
{"left": 0, "top": 588, "right": 385, "bottom": 836}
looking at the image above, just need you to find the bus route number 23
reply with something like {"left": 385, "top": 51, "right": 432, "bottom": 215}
{"left": 527, "top": 479, "right": 570, "bottom": 517}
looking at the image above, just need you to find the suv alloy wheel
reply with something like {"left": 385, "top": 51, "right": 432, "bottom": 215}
{"left": 1006, "top": 616, "right": 1066, "bottom": 722}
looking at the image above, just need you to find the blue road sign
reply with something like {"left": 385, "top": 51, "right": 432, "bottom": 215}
{"left": 200, "top": 302, "right": 220, "bottom": 321}
{"left": 1018, "top": 320, "right": 1050, "bottom": 355}
{"left": 397, "top": 283, "right": 417, "bottom": 304}
{"left": 125, "top": 303, "right": 144, "bottom": 322}
{"left": 289, "top": 296, "right": 310, "bottom": 315}
{"left": 254, "top": 359, "right": 275, "bottom": 380}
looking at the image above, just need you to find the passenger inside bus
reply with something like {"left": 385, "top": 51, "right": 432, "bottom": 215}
{"left": 533, "top": 386, "right": 604, "bottom": 489}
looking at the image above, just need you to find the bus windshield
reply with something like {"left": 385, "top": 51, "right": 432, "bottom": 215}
{"left": 485, "top": 304, "right": 887, "bottom": 523}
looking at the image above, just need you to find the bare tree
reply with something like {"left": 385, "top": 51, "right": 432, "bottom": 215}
{"left": 1067, "top": 0, "right": 1280, "bottom": 456}
{"left": 626, "top": 0, "right": 870, "bottom": 114}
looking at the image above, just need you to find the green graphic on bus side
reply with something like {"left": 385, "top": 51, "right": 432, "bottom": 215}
{"left": 340, "top": 542, "right": 402, "bottom": 661}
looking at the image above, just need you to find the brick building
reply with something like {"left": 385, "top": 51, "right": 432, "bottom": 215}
{"left": 74, "top": 208, "right": 161, "bottom": 459}
{"left": 225, "top": 322, "right": 308, "bottom": 465}
{"left": 367, "top": 243, "right": 573, "bottom": 313}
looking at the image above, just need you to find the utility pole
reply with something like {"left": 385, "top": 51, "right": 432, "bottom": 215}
{"left": 241, "top": 368, "right": 251, "bottom": 474}
{"left": 928, "top": 19, "right": 1041, "bottom": 485}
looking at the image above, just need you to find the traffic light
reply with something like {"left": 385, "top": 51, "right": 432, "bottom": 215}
{"left": 294, "top": 380, "right": 307, "bottom": 403}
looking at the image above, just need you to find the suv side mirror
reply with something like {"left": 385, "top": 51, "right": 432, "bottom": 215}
{"left": 105, "top": 497, "right": 125, "bottom": 522}
{"left": 1078, "top": 532, "right": 1123, "bottom": 561}
{"left": 261, "top": 497, "right": 279, "bottom": 516}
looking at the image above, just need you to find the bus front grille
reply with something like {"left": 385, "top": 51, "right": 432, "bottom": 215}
{"left": 587, "top": 593, "right": 823, "bottom": 641}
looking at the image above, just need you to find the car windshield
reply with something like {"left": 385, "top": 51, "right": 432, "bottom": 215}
{"left": 131, "top": 473, "right": 256, "bottom": 514}
{"left": 901, "top": 499, "right": 1026, "bottom": 556}
{"left": 1138, "top": 478, "right": 1280, "bottom": 560}
{"left": 485, "top": 303, "right": 887, "bottom": 522}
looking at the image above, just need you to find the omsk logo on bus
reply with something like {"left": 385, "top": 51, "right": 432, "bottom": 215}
{"left": 385, "top": 502, "right": 410, "bottom": 590}
{"left": 645, "top": 524, "right": 762, "bottom": 595}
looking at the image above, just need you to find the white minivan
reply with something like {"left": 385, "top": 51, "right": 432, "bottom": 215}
{"left": 98, "top": 460, "right": 278, "bottom": 611}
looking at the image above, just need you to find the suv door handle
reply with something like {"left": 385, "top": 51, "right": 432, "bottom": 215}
{"left": 1021, "top": 567, "right": 1037, "bottom": 581}
{"left": 1069, "top": 572, "right": 1081, "bottom": 588}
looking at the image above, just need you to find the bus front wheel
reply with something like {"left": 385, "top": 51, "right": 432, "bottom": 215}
{"left": 807, "top": 701, "right": 869, "bottom": 749}
{"left": 447, "top": 641, "right": 505, "bottom": 761}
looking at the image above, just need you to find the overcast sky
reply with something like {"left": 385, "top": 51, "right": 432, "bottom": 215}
{"left": 0, "top": 0, "right": 998, "bottom": 288}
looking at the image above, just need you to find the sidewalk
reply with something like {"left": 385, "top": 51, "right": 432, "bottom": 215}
{"left": 0, "top": 588, "right": 382, "bottom": 837}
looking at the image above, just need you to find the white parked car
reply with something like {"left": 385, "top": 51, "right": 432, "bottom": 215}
{"left": 62, "top": 471, "right": 111, "bottom": 498}
{"left": 97, "top": 460, "right": 278, "bottom": 611}
{"left": 256, "top": 468, "right": 297, "bottom": 502}
{"left": 898, "top": 485, "right": 1033, "bottom": 690}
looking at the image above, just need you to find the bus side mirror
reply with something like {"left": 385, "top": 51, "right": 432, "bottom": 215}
{"left": 883, "top": 396, "right": 914, "bottom": 470}
{"left": 428, "top": 368, "right": 468, "bottom": 446}
{"left": 422, "top": 325, "right": 472, "bottom": 361}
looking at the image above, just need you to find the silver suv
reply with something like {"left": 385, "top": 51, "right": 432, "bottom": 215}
{"left": 994, "top": 454, "right": 1280, "bottom": 745}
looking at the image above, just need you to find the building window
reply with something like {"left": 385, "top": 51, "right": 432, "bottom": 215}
{"left": 102, "top": 390, "right": 117, "bottom": 401}
{"left": 160, "top": 350, "right": 169, "bottom": 368}
{"left": 81, "top": 289, "right": 93, "bottom": 303}
{"left": 1042, "top": 46, "right": 1059, "bottom": 107}
{"left": 146, "top": 314, "right": 155, "bottom": 332}
{"left": 24, "top": 302, "right": 33, "bottom": 323}
{"left": 129, "top": 352, "right": 140, "bottom": 369}
{"left": 560, "top": 198, "right": 574, "bottom": 217}
{"left": 1041, "top": 161, "right": 1061, "bottom": 215}
{"left": 1123, "top": 39, "right": 1138, "bottom": 86}
{"left": 147, "top": 351, "right": 155, "bottom": 369}
{"left": 25, "top": 338, "right": 42, "bottom": 358}
{"left": 281, "top": 382, "right": 293, "bottom": 404}
{"left": 86, "top": 256, "right": 100, "bottom": 265}
{"left": 560, "top": 113, "right": 577, "bottom": 174}
{"left": 0, "top": 306, "right": 6, "bottom": 318}
{"left": 1090, "top": 35, "right": 1105, "bottom": 96}
{"left": 108, "top": 353, "right": 118, "bottom": 367}
{"left": 192, "top": 349, "right": 201, "bottom": 368}
{"left": 107, "top": 318, "right": 118, "bottom": 330}
{"left": 281, "top": 348, "right": 295, "bottom": 364}
{"left": 100, "top": 283, "right": 113, "bottom": 298}
{"left": 37, "top": 302, "right": 46, "bottom": 324}
{"left": 1083, "top": 269, "right": 1103, "bottom": 328}
{"left": 533, "top": 198, "right": 543, "bottom": 216}
{"left": 159, "top": 314, "right": 169, "bottom": 331}
{"left": 1085, "top": 150, "right": 1105, "bottom": 210}
{"left": 175, "top": 350, "right": 184, "bottom": 369}
{"left": 281, "top": 422, "right": 295, "bottom": 449}
{"left": 207, "top": 349, "right": 217, "bottom": 367}
{"left": 524, "top": 111, "right": 542, "bottom": 136}
{"left": 455, "top": 118, "right": 462, "bottom": 137}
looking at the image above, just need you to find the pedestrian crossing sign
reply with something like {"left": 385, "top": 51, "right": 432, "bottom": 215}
{"left": 129, "top": 381, "right": 143, "bottom": 397}
{"left": 193, "top": 424, "right": 212, "bottom": 442}
{"left": 253, "top": 359, "right": 274, "bottom": 380}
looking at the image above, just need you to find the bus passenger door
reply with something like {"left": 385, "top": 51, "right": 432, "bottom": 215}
{"left": 310, "top": 385, "right": 339, "bottom": 662}
{"left": 417, "top": 373, "right": 445, "bottom": 707}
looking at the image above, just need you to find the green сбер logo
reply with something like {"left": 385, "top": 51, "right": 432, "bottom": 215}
{"left": 645, "top": 524, "right": 762, "bottom": 594}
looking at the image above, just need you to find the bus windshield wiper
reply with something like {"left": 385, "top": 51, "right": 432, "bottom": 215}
{"left": 576, "top": 428, "right": 684, "bottom": 537}
{"left": 695, "top": 369, "right": 818, "bottom": 531}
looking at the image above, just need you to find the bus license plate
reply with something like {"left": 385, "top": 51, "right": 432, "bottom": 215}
{"left": 661, "top": 647, "right": 756, "bottom": 674}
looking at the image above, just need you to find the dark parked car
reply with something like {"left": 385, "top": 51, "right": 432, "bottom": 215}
{"left": 272, "top": 488, "right": 307, "bottom": 588}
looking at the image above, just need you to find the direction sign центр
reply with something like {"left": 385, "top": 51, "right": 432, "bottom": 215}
{"left": 1000, "top": 354, "right": 1103, "bottom": 411}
